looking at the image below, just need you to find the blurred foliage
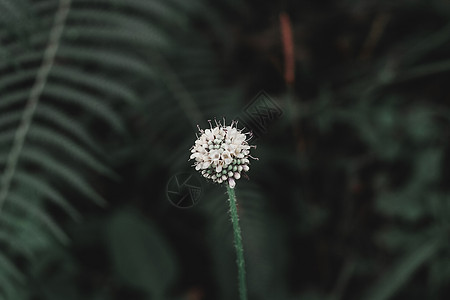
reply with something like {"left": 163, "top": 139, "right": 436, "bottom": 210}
{"left": 1, "top": 0, "right": 450, "bottom": 299}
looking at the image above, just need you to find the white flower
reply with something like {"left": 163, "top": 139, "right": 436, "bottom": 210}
{"left": 190, "top": 120, "right": 257, "bottom": 188}
{"left": 228, "top": 178, "right": 236, "bottom": 188}
{"left": 209, "top": 149, "right": 221, "bottom": 164}
{"left": 221, "top": 150, "right": 233, "bottom": 165}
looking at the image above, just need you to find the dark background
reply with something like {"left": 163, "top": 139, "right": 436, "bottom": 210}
{"left": 1, "top": 0, "right": 450, "bottom": 299}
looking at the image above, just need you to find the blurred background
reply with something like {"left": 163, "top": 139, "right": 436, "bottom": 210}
{"left": 1, "top": 0, "right": 450, "bottom": 299}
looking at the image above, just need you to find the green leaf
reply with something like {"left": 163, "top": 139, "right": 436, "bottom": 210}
{"left": 363, "top": 238, "right": 441, "bottom": 300}
{"left": 57, "top": 45, "right": 157, "bottom": 77}
{"left": 43, "top": 83, "right": 125, "bottom": 133}
{"left": 50, "top": 65, "right": 139, "bottom": 106}
{"left": 0, "top": 252, "right": 25, "bottom": 283}
{"left": 63, "top": 25, "right": 170, "bottom": 51}
{"left": 28, "top": 125, "right": 116, "bottom": 179}
{"left": 35, "top": 104, "right": 102, "bottom": 154}
{"left": 21, "top": 148, "right": 106, "bottom": 206}
{"left": 0, "top": 89, "right": 27, "bottom": 111}
{"left": 0, "top": 67, "right": 35, "bottom": 93}
{"left": 0, "top": 128, "right": 15, "bottom": 147}
{"left": 75, "top": 0, "right": 187, "bottom": 27}
{"left": 0, "top": 110, "right": 20, "bottom": 130}
{"left": 106, "top": 209, "right": 178, "bottom": 299}
{"left": 14, "top": 171, "right": 81, "bottom": 221}
{"left": 7, "top": 193, "right": 69, "bottom": 244}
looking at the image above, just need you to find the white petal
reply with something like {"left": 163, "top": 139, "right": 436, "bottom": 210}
{"left": 234, "top": 172, "right": 241, "bottom": 179}
{"left": 216, "top": 165, "right": 222, "bottom": 173}
{"left": 243, "top": 165, "right": 249, "bottom": 171}
{"left": 228, "top": 178, "right": 236, "bottom": 188}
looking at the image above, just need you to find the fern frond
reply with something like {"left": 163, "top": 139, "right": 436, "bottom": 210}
{"left": 76, "top": 0, "right": 188, "bottom": 27}
{"left": 0, "top": 252, "right": 24, "bottom": 283}
{"left": 0, "top": 129, "right": 15, "bottom": 146}
{"left": 1, "top": 0, "right": 230, "bottom": 297}
{"left": 7, "top": 193, "right": 69, "bottom": 244}
{"left": 20, "top": 148, "right": 106, "bottom": 206}
{"left": 0, "top": 111, "right": 20, "bottom": 130}
{"left": 58, "top": 46, "right": 157, "bottom": 77}
{"left": 0, "top": 0, "right": 71, "bottom": 212}
{"left": 43, "top": 83, "right": 126, "bottom": 133}
{"left": 35, "top": 104, "right": 102, "bottom": 153}
{"left": 50, "top": 65, "right": 140, "bottom": 105}
{"left": 28, "top": 125, "right": 115, "bottom": 178}
{"left": 14, "top": 171, "right": 81, "bottom": 221}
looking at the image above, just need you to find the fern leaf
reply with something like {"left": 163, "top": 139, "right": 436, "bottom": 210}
{"left": 50, "top": 65, "right": 139, "bottom": 105}
{"left": 0, "top": 68, "right": 35, "bottom": 92}
{"left": 0, "top": 90, "right": 27, "bottom": 111}
{"left": 0, "top": 231, "right": 34, "bottom": 259}
{"left": 8, "top": 193, "right": 69, "bottom": 244}
{"left": 35, "top": 104, "right": 102, "bottom": 154}
{"left": 58, "top": 46, "right": 157, "bottom": 77}
{"left": 43, "top": 83, "right": 126, "bottom": 133}
{"left": 21, "top": 148, "right": 106, "bottom": 206}
{"left": 76, "top": 0, "right": 188, "bottom": 27}
{"left": 0, "top": 111, "right": 20, "bottom": 131}
{"left": 0, "top": 129, "right": 15, "bottom": 147}
{"left": 0, "top": 252, "right": 25, "bottom": 283}
{"left": 64, "top": 25, "right": 170, "bottom": 50}
{"left": 14, "top": 171, "right": 81, "bottom": 221}
{"left": 28, "top": 125, "right": 116, "bottom": 179}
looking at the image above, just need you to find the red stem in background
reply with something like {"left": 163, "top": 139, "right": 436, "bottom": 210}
{"left": 280, "top": 12, "right": 295, "bottom": 87}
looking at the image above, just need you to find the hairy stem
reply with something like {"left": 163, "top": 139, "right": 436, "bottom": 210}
{"left": 226, "top": 184, "right": 248, "bottom": 300}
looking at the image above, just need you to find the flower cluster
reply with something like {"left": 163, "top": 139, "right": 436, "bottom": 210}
{"left": 190, "top": 120, "right": 256, "bottom": 188}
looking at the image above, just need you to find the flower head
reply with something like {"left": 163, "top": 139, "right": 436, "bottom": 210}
{"left": 189, "top": 120, "right": 257, "bottom": 188}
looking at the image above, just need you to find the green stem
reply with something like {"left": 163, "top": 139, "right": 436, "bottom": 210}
{"left": 226, "top": 184, "right": 248, "bottom": 300}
